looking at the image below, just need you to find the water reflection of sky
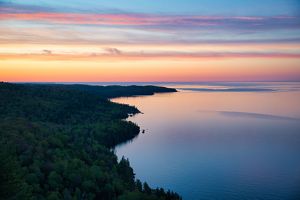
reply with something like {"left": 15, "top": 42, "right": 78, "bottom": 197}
{"left": 113, "top": 82, "right": 300, "bottom": 200}
{"left": 169, "top": 82, "right": 300, "bottom": 92}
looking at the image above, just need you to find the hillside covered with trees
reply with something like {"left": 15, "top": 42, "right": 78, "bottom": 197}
{"left": 0, "top": 83, "right": 180, "bottom": 200}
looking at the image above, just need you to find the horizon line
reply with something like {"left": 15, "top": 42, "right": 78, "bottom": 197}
{"left": 7, "top": 80, "right": 300, "bottom": 84}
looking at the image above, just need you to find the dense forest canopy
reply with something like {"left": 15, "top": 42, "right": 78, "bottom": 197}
{"left": 23, "top": 84, "right": 177, "bottom": 98}
{"left": 0, "top": 82, "right": 180, "bottom": 200}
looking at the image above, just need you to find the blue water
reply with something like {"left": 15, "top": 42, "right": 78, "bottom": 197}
{"left": 113, "top": 82, "right": 300, "bottom": 200}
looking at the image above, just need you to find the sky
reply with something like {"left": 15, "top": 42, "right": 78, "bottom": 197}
{"left": 0, "top": 0, "right": 300, "bottom": 82}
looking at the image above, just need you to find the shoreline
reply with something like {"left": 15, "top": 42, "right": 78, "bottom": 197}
{"left": 0, "top": 82, "right": 181, "bottom": 200}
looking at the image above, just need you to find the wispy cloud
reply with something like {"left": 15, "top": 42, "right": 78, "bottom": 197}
{"left": 104, "top": 47, "right": 122, "bottom": 55}
{"left": 1, "top": 51, "right": 300, "bottom": 61}
{"left": 1, "top": 25, "right": 300, "bottom": 45}
{"left": 1, "top": 1, "right": 299, "bottom": 82}
{"left": 42, "top": 49, "right": 52, "bottom": 55}
{"left": 1, "top": 2, "right": 300, "bottom": 47}
{"left": 1, "top": 11, "right": 299, "bottom": 30}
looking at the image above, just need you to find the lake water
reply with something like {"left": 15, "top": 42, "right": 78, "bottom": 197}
{"left": 112, "top": 82, "right": 300, "bottom": 200}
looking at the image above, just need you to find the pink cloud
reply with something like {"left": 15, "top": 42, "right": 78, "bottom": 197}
{"left": 0, "top": 12, "right": 298, "bottom": 29}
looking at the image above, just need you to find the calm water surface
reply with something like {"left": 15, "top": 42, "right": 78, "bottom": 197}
{"left": 112, "top": 82, "right": 300, "bottom": 200}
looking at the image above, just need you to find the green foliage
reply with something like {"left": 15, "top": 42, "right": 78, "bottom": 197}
{"left": 37, "top": 84, "right": 177, "bottom": 99}
{"left": 144, "top": 182, "right": 152, "bottom": 194}
{"left": 0, "top": 141, "right": 31, "bottom": 200}
{"left": 136, "top": 179, "right": 143, "bottom": 192}
{"left": 0, "top": 82, "right": 181, "bottom": 200}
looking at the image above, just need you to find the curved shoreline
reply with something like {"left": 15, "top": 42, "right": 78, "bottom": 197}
{"left": 0, "top": 82, "right": 181, "bottom": 200}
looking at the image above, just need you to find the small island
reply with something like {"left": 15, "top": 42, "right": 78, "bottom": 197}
{"left": 0, "top": 83, "right": 180, "bottom": 200}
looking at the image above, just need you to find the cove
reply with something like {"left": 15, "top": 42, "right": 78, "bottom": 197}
{"left": 113, "top": 82, "right": 300, "bottom": 200}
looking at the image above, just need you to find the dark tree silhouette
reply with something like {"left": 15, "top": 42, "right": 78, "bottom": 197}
{"left": 0, "top": 82, "right": 181, "bottom": 200}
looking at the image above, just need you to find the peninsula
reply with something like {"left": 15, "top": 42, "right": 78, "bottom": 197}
{"left": 0, "top": 82, "right": 180, "bottom": 200}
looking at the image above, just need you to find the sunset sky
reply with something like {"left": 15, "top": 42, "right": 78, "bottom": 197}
{"left": 0, "top": 0, "right": 300, "bottom": 82}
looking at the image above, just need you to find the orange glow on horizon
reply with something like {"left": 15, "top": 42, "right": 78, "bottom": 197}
{"left": 1, "top": 57, "right": 300, "bottom": 82}
{"left": 1, "top": 28, "right": 299, "bottom": 82}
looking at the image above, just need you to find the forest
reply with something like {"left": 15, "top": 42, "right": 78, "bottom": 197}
{"left": 0, "top": 82, "right": 180, "bottom": 200}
